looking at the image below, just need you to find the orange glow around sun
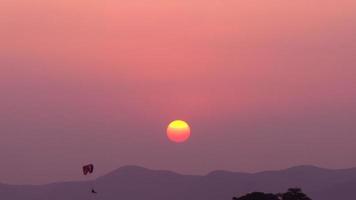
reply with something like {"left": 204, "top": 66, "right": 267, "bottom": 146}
{"left": 167, "top": 120, "right": 191, "bottom": 143}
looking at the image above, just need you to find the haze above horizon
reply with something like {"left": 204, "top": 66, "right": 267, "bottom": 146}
{"left": 1, "top": 0, "right": 355, "bottom": 184}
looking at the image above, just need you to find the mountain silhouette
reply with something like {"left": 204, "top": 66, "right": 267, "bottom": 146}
{"left": 1, "top": 165, "right": 356, "bottom": 200}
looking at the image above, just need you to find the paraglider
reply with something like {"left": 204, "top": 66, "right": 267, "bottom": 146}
{"left": 82, "top": 164, "right": 97, "bottom": 194}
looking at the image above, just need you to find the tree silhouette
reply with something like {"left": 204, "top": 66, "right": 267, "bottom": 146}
{"left": 233, "top": 188, "right": 312, "bottom": 200}
{"left": 278, "top": 188, "right": 312, "bottom": 200}
{"left": 233, "top": 192, "right": 279, "bottom": 200}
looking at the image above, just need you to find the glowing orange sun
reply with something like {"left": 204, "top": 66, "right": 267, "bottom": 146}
{"left": 167, "top": 120, "right": 191, "bottom": 143}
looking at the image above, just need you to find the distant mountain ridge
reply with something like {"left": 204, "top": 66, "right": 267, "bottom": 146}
{"left": 1, "top": 165, "right": 356, "bottom": 200}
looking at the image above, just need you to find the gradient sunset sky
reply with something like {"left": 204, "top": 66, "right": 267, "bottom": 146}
{"left": 1, "top": 0, "right": 356, "bottom": 184}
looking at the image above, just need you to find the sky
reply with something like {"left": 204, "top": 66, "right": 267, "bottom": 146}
{"left": 1, "top": 0, "right": 356, "bottom": 184}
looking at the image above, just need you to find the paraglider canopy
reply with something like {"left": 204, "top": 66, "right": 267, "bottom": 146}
{"left": 82, "top": 164, "right": 94, "bottom": 175}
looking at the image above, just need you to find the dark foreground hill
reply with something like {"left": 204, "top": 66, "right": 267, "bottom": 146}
{"left": 1, "top": 165, "right": 356, "bottom": 200}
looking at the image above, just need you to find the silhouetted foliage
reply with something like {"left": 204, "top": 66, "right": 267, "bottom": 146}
{"left": 233, "top": 188, "right": 312, "bottom": 200}
{"left": 278, "top": 188, "right": 311, "bottom": 200}
{"left": 233, "top": 192, "right": 279, "bottom": 200}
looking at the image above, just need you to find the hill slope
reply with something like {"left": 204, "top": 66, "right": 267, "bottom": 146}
{"left": 1, "top": 165, "right": 356, "bottom": 200}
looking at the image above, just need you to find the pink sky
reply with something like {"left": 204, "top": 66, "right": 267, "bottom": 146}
{"left": 1, "top": 0, "right": 356, "bottom": 184}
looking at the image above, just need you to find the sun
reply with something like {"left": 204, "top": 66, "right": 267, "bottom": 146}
{"left": 167, "top": 120, "right": 191, "bottom": 143}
